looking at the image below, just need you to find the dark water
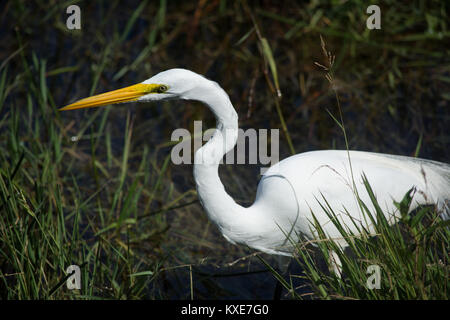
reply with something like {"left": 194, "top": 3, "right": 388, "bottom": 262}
{"left": 152, "top": 256, "right": 310, "bottom": 300}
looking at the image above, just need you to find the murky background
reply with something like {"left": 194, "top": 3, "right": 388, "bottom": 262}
{"left": 0, "top": 1, "right": 448, "bottom": 299}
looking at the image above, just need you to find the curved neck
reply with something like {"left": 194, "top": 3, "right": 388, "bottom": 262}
{"left": 191, "top": 80, "right": 245, "bottom": 231}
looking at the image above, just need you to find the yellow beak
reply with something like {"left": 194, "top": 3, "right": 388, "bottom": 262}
{"left": 59, "top": 83, "right": 160, "bottom": 111}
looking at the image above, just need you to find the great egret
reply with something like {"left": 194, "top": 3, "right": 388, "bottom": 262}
{"left": 60, "top": 68, "right": 450, "bottom": 261}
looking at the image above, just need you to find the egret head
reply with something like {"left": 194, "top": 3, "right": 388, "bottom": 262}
{"left": 59, "top": 68, "right": 208, "bottom": 111}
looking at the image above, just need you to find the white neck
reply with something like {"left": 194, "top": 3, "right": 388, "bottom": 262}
{"left": 190, "top": 79, "right": 246, "bottom": 234}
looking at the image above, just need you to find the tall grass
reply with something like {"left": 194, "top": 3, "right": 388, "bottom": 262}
{"left": 0, "top": 1, "right": 448, "bottom": 299}
{"left": 0, "top": 23, "right": 192, "bottom": 300}
{"left": 268, "top": 176, "right": 449, "bottom": 299}
{"left": 0, "top": 65, "right": 166, "bottom": 298}
{"left": 263, "top": 34, "right": 449, "bottom": 300}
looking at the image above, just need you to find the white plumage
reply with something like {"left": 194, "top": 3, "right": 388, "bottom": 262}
{"left": 61, "top": 68, "right": 450, "bottom": 258}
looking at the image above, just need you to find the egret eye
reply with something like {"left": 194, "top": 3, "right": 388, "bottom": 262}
{"left": 157, "top": 85, "right": 168, "bottom": 93}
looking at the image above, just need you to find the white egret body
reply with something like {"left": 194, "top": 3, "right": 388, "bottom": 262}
{"left": 61, "top": 69, "right": 450, "bottom": 256}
